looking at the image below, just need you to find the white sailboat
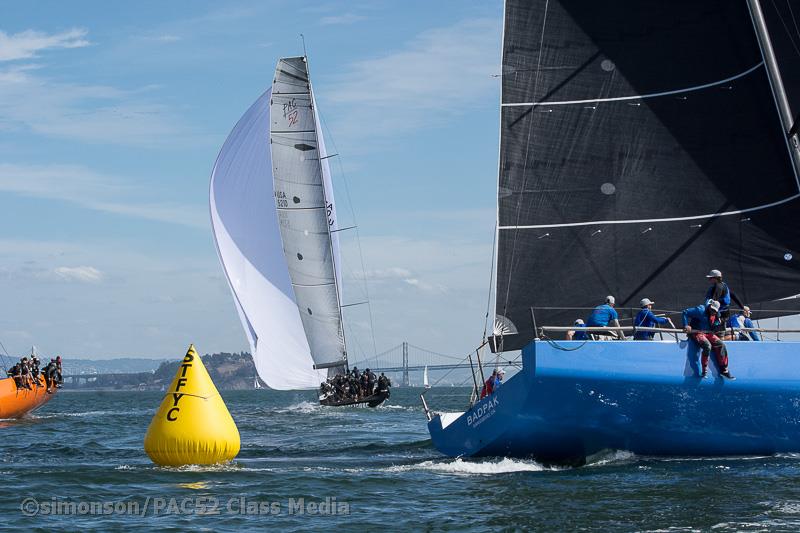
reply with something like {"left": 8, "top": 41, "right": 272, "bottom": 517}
{"left": 423, "top": 366, "right": 430, "bottom": 389}
{"left": 210, "top": 56, "right": 348, "bottom": 392}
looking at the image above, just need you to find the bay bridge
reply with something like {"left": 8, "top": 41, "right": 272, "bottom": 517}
{"left": 51, "top": 342, "right": 520, "bottom": 389}
{"left": 351, "top": 342, "right": 520, "bottom": 387}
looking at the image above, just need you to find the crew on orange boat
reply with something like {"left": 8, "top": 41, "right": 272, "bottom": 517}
{"left": 43, "top": 358, "right": 63, "bottom": 393}
{"left": 19, "top": 357, "right": 35, "bottom": 389}
{"left": 6, "top": 362, "right": 28, "bottom": 390}
{"left": 30, "top": 355, "right": 40, "bottom": 383}
{"left": 56, "top": 356, "right": 63, "bottom": 385}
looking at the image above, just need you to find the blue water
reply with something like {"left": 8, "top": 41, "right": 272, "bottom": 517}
{"left": 2, "top": 388, "right": 800, "bottom": 531}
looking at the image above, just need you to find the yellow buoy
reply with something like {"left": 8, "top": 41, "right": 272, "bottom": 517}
{"left": 144, "top": 344, "right": 240, "bottom": 466}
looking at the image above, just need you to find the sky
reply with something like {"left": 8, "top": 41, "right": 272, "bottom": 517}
{"left": 0, "top": 1, "right": 504, "bottom": 362}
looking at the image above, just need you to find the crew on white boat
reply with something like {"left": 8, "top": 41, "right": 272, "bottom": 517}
{"left": 633, "top": 298, "right": 675, "bottom": 340}
{"left": 377, "top": 372, "right": 391, "bottom": 393}
{"left": 320, "top": 367, "right": 387, "bottom": 403}
{"left": 585, "top": 295, "right": 623, "bottom": 339}
{"left": 727, "top": 306, "right": 761, "bottom": 341}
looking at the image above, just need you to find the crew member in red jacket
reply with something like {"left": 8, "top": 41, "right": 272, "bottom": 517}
{"left": 480, "top": 369, "right": 497, "bottom": 398}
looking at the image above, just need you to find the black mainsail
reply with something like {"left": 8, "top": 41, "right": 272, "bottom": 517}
{"left": 493, "top": 0, "right": 800, "bottom": 351}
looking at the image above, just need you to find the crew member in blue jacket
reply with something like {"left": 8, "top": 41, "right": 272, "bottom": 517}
{"left": 728, "top": 306, "right": 761, "bottom": 341}
{"left": 567, "top": 319, "right": 590, "bottom": 341}
{"left": 586, "top": 295, "right": 622, "bottom": 339}
{"left": 682, "top": 299, "right": 734, "bottom": 379}
{"left": 705, "top": 269, "right": 744, "bottom": 320}
{"left": 633, "top": 298, "right": 674, "bottom": 340}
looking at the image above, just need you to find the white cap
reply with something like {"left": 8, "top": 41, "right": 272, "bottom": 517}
{"left": 605, "top": 295, "right": 616, "bottom": 305}
{"left": 495, "top": 367, "right": 506, "bottom": 375}
{"left": 640, "top": 298, "right": 654, "bottom": 307}
{"left": 707, "top": 299, "right": 720, "bottom": 311}
{"left": 706, "top": 269, "right": 722, "bottom": 278}
{"left": 574, "top": 318, "right": 585, "bottom": 325}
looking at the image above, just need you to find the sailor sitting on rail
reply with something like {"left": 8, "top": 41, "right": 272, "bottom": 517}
{"left": 633, "top": 298, "right": 675, "bottom": 340}
{"left": 566, "top": 319, "right": 589, "bottom": 341}
{"left": 43, "top": 359, "right": 58, "bottom": 393}
{"left": 727, "top": 306, "right": 761, "bottom": 341}
{"left": 19, "top": 357, "right": 34, "bottom": 389}
{"left": 585, "top": 295, "right": 623, "bottom": 339}
{"left": 377, "top": 373, "right": 391, "bottom": 393}
{"left": 6, "top": 362, "right": 28, "bottom": 390}
{"left": 30, "top": 355, "right": 40, "bottom": 385}
{"left": 682, "top": 299, "right": 735, "bottom": 380}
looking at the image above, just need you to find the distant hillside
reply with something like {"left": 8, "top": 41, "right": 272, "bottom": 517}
{"left": 65, "top": 352, "right": 262, "bottom": 391}
{"left": 152, "top": 352, "right": 260, "bottom": 390}
{"left": 62, "top": 358, "right": 166, "bottom": 375}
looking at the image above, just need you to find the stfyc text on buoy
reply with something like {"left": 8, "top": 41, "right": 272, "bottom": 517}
{"left": 143, "top": 344, "right": 240, "bottom": 466}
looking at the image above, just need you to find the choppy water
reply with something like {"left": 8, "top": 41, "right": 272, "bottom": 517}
{"left": 3, "top": 388, "right": 800, "bottom": 531}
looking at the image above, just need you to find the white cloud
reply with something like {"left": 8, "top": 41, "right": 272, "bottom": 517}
{"left": 320, "top": 14, "right": 366, "bottom": 25}
{"left": 52, "top": 266, "right": 104, "bottom": 283}
{"left": 0, "top": 163, "right": 206, "bottom": 228}
{"left": 360, "top": 266, "right": 446, "bottom": 294}
{"left": 0, "top": 237, "right": 248, "bottom": 358}
{"left": 327, "top": 17, "right": 500, "bottom": 135}
{"left": 0, "top": 60, "right": 195, "bottom": 146}
{"left": 0, "top": 28, "right": 90, "bottom": 62}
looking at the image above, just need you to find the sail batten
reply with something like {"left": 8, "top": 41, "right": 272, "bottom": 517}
{"left": 494, "top": 0, "right": 800, "bottom": 350}
{"left": 503, "top": 62, "right": 766, "bottom": 107}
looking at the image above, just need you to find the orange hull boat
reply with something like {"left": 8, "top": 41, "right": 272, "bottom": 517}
{"left": 0, "top": 375, "right": 56, "bottom": 419}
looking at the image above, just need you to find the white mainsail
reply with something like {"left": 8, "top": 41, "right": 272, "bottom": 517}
{"left": 424, "top": 366, "right": 430, "bottom": 389}
{"left": 270, "top": 56, "right": 347, "bottom": 371}
{"left": 209, "top": 56, "right": 347, "bottom": 390}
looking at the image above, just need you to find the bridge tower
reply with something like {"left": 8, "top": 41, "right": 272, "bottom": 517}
{"left": 402, "top": 341, "right": 409, "bottom": 387}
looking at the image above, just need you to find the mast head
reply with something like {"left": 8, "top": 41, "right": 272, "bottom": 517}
{"left": 300, "top": 33, "right": 308, "bottom": 59}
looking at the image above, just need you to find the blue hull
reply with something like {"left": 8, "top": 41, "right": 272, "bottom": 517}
{"left": 427, "top": 340, "right": 800, "bottom": 463}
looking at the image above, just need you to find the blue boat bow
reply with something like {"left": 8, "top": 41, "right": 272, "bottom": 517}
{"left": 428, "top": 340, "right": 800, "bottom": 463}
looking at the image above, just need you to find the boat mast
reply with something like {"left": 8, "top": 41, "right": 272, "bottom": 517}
{"left": 746, "top": 0, "right": 800, "bottom": 179}
{"left": 305, "top": 54, "right": 349, "bottom": 373}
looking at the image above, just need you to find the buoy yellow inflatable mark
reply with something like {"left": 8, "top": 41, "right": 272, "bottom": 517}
{"left": 144, "top": 344, "right": 240, "bottom": 466}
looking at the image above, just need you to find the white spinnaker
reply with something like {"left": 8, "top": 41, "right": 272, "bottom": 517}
{"left": 270, "top": 57, "right": 347, "bottom": 369}
{"left": 209, "top": 88, "right": 325, "bottom": 390}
